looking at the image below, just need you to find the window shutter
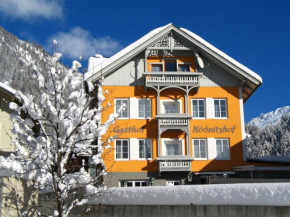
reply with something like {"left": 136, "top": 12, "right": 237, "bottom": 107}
{"left": 129, "top": 138, "right": 138, "bottom": 160}
{"left": 205, "top": 98, "right": 214, "bottom": 119}
{"left": 129, "top": 98, "right": 138, "bottom": 119}
{"left": 207, "top": 138, "right": 217, "bottom": 159}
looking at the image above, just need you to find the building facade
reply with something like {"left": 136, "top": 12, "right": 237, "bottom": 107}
{"left": 0, "top": 83, "right": 18, "bottom": 156}
{"left": 85, "top": 24, "right": 263, "bottom": 187}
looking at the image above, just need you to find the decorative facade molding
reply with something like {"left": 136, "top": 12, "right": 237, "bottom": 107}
{"left": 149, "top": 31, "right": 193, "bottom": 50}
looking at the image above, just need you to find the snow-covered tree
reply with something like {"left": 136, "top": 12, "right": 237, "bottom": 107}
{"left": 0, "top": 49, "right": 120, "bottom": 217}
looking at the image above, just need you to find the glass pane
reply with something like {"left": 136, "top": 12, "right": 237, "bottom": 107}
{"left": 139, "top": 140, "right": 145, "bottom": 158}
{"left": 116, "top": 100, "right": 121, "bottom": 112}
{"left": 141, "top": 182, "right": 147, "bottom": 186}
{"left": 122, "top": 100, "right": 128, "bottom": 118}
{"left": 127, "top": 182, "right": 133, "bottom": 187}
{"left": 165, "top": 61, "right": 176, "bottom": 71}
{"left": 145, "top": 140, "right": 152, "bottom": 158}
{"left": 200, "top": 140, "right": 206, "bottom": 158}
{"left": 214, "top": 100, "right": 220, "bottom": 117}
{"left": 194, "top": 140, "right": 200, "bottom": 158}
{"left": 152, "top": 65, "right": 162, "bottom": 72}
{"left": 135, "top": 182, "right": 141, "bottom": 187}
{"left": 193, "top": 100, "right": 198, "bottom": 117}
{"left": 179, "top": 65, "right": 190, "bottom": 72}
{"left": 145, "top": 100, "right": 151, "bottom": 118}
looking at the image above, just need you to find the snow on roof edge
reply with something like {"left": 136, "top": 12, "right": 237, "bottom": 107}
{"left": 84, "top": 23, "right": 173, "bottom": 80}
{"left": 0, "top": 82, "right": 16, "bottom": 96}
{"left": 180, "top": 27, "right": 263, "bottom": 83}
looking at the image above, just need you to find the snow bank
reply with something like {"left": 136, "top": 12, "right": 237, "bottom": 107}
{"left": 88, "top": 183, "right": 290, "bottom": 206}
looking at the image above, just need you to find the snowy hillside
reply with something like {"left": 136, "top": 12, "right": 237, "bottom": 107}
{"left": 248, "top": 106, "right": 290, "bottom": 128}
{"left": 0, "top": 26, "right": 66, "bottom": 94}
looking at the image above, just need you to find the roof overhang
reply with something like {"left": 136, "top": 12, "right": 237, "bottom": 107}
{"left": 85, "top": 24, "right": 262, "bottom": 101}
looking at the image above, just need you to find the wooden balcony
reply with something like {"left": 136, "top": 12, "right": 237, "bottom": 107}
{"left": 158, "top": 159, "right": 191, "bottom": 172}
{"left": 156, "top": 114, "right": 191, "bottom": 131}
{"left": 143, "top": 72, "right": 202, "bottom": 87}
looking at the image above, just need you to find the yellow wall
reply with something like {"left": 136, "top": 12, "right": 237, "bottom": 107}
{"left": 0, "top": 92, "right": 14, "bottom": 152}
{"left": 101, "top": 85, "right": 252, "bottom": 173}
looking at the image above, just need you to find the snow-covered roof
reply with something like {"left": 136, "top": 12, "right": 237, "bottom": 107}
{"left": 84, "top": 23, "right": 262, "bottom": 100}
{"left": 85, "top": 23, "right": 172, "bottom": 80}
{"left": 0, "top": 82, "right": 17, "bottom": 98}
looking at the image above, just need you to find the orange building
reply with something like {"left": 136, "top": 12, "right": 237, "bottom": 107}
{"left": 85, "top": 24, "right": 263, "bottom": 187}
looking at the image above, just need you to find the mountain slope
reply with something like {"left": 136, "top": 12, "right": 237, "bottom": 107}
{"left": 248, "top": 106, "right": 290, "bottom": 128}
{"left": 0, "top": 26, "right": 66, "bottom": 94}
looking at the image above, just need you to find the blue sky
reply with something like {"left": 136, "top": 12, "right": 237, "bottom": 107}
{"left": 0, "top": 0, "right": 289, "bottom": 122}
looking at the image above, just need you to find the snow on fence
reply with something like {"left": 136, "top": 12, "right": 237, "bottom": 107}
{"left": 88, "top": 183, "right": 290, "bottom": 206}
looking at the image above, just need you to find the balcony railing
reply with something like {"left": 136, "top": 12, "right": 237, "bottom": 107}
{"left": 143, "top": 72, "right": 202, "bottom": 87}
{"left": 159, "top": 160, "right": 191, "bottom": 172}
{"left": 156, "top": 114, "right": 191, "bottom": 131}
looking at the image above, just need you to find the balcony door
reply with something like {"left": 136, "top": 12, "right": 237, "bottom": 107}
{"left": 164, "top": 60, "right": 177, "bottom": 71}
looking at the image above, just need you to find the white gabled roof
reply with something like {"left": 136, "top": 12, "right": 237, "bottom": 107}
{"left": 84, "top": 23, "right": 262, "bottom": 100}
{"left": 85, "top": 23, "right": 172, "bottom": 80}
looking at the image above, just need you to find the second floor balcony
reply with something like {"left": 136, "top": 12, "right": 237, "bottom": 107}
{"left": 143, "top": 72, "right": 203, "bottom": 88}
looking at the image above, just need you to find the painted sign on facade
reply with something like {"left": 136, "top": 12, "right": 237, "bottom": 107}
{"left": 193, "top": 126, "right": 236, "bottom": 134}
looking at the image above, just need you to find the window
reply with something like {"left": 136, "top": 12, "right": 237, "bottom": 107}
{"left": 216, "top": 139, "right": 230, "bottom": 159}
{"left": 193, "top": 139, "right": 207, "bottom": 159}
{"left": 139, "top": 139, "right": 152, "bottom": 159}
{"left": 138, "top": 99, "right": 151, "bottom": 118}
{"left": 192, "top": 99, "right": 205, "bottom": 118}
{"left": 152, "top": 64, "right": 163, "bottom": 72}
{"left": 162, "top": 101, "right": 180, "bottom": 114}
{"left": 214, "top": 99, "right": 227, "bottom": 118}
{"left": 120, "top": 180, "right": 147, "bottom": 187}
{"left": 165, "top": 60, "right": 177, "bottom": 71}
{"left": 166, "top": 181, "right": 180, "bottom": 186}
{"left": 164, "top": 103, "right": 176, "bottom": 113}
{"left": 166, "top": 144, "right": 179, "bottom": 156}
{"left": 178, "top": 64, "right": 190, "bottom": 72}
{"left": 116, "top": 140, "right": 129, "bottom": 160}
{"left": 115, "top": 99, "right": 129, "bottom": 118}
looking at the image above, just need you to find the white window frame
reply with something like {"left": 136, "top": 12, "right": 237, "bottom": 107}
{"left": 214, "top": 99, "right": 228, "bottom": 119}
{"left": 115, "top": 139, "right": 129, "bottom": 161}
{"left": 191, "top": 99, "right": 206, "bottom": 119}
{"left": 166, "top": 180, "right": 180, "bottom": 186}
{"left": 115, "top": 98, "right": 129, "bottom": 119}
{"left": 215, "top": 138, "right": 230, "bottom": 160}
{"left": 119, "top": 180, "right": 147, "bottom": 187}
{"left": 160, "top": 99, "right": 182, "bottom": 114}
{"left": 138, "top": 99, "right": 151, "bottom": 119}
{"left": 161, "top": 138, "right": 184, "bottom": 156}
{"left": 138, "top": 139, "right": 152, "bottom": 160}
{"left": 193, "top": 139, "right": 207, "bottom": 160}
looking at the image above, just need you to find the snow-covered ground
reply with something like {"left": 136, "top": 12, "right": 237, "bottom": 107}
{"left": 248, "top": 106, "right": 290, "bottom": 128}
{"left": 88, "top": 183, "right": 290, "bottom": 206}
